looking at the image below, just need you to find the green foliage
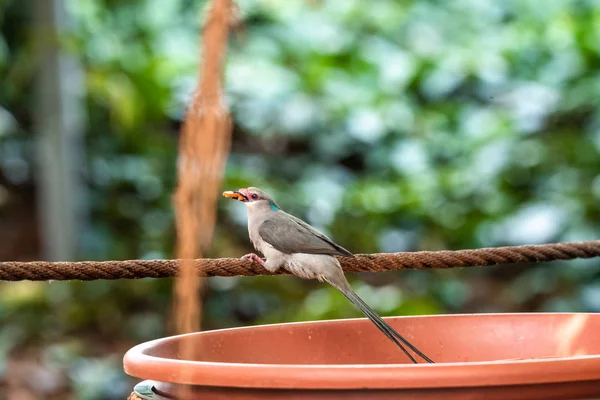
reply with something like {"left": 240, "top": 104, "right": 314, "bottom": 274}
{"left": 1, "top": 0, "right": 600, "bottom": 398}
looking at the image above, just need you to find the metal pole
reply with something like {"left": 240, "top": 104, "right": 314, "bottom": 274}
{"left": 34, "top": 0, "right": 86, "bottom": 261}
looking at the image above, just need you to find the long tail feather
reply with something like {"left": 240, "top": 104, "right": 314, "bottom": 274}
{"left": 346, "top": 289, "right": 434, "bottom": 363}
{"left": 325, "top": 278, "right": 434, "bottom": 364}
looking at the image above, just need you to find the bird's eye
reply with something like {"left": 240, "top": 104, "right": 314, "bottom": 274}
{"left": 251, "top": 194, "right": 258, "bottom": 200}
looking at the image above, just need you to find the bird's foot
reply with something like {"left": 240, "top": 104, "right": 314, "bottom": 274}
{"left": 241, "top": 253, "right": 265, "bottom": 266}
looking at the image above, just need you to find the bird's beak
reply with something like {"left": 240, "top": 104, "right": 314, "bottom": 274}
{"left": 222, "top": 190, "right": 248, "bottom": 202}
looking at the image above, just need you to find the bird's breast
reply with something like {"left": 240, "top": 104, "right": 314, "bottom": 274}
{"left": 247, "top": 218, "right": 261, "bottom": 249}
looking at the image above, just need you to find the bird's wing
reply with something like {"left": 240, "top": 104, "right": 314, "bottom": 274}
{"left": 258, "top": 213, "right": 354, "bottom": 258}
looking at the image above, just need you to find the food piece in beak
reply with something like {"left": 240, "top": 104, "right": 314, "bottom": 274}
{"left": 222, "top": 191, "right": 247, "bottom": 201}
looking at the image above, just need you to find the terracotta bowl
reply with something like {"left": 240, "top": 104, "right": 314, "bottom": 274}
{"left": 124, "top": 313, "right": 600, "bottom": 399}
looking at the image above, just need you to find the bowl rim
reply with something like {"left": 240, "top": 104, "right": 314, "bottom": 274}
{"left": 123, "top": 312, "right": 600, "bottom": 389}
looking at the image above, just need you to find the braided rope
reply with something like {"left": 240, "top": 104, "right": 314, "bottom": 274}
{"left": 0, "top": 240, "right": 598, "bottom": 281}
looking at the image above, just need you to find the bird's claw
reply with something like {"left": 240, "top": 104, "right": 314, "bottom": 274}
{"left": 241, "top": 253, "right": 265, "bottom": 266}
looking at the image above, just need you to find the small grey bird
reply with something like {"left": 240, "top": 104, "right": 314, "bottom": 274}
{"left": 223, "top": 187, "right": 433, "bottom": 364}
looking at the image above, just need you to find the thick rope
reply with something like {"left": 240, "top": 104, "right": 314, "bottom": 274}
{"left": 0, "top": 240, "right": 598, "bottom": 282}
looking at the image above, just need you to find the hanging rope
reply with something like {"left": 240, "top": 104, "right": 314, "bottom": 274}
{"left": 0, "top": 240, "right": 598, "bottom": 282}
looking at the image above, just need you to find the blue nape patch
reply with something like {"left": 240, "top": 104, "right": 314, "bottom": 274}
{"left": 269, "top": 202, "right": 279, "bottom": 211}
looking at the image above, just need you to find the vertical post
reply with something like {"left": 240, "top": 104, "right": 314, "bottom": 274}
{"left": 34, "top": 0, "right": 86, "bottom": 261}
{"left": 172, "top": 0, "right": 235, "bottom": 395}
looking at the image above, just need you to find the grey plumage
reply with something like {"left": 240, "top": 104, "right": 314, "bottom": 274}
{"left": 224, "top": 186, "right": 433, "bottom": 364}
{"left": 258, "top": 214, "right": 354, "bottom": 258}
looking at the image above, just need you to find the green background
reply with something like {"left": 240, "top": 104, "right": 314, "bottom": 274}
{"left": 1, "top": 0, "right": 599, "bottom": 398}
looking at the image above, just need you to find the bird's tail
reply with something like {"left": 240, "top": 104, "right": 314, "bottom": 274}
{"left": 325, "top": 276, "right": 434, "bottom": 364}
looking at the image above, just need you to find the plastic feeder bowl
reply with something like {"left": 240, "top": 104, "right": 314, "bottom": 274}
{"left": 124, "top": 312, "right": 600, "bottom": 399}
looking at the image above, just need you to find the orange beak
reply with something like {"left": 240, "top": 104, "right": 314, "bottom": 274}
{"left": 222, "top": 190, "right": 247, "bottom": 202}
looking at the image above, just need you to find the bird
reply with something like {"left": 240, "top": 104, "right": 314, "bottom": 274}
{"left": 223, "top": 186, "right": 433, "bottom": 364}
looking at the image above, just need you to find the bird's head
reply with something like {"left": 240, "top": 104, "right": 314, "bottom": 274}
{"left": 223, "top": 187, "right": 281, "bottom": 211}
